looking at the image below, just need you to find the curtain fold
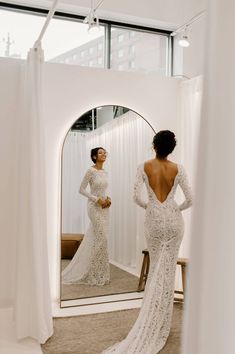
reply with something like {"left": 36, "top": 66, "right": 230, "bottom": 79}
{"left": 178, "top": 76, "right": 203, "bottom": 258}
{"left": 15, "top": 45, "right": 53, "bottom": 344}
{"left": 62, "top": 132, "right": 87, "bottom": 233}
{"left": 183, "top": 1, "right": 235, "bottom": 353}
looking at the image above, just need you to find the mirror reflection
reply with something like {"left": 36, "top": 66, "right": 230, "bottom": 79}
{"left": 60, "top": 106, "right": 155, "bottom": 303}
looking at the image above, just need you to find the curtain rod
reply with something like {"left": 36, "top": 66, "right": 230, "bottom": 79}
{"left": 34, "top": 0, "right": 59, "bottom": 48}
{"left": 171, "top": 10, "right": 205, "bottom": 36}
{"left": 84, "top": 0, "right": 106, "bottom": 23}
{"left": 94, "top": 0, "right": 106, "bottom": 12}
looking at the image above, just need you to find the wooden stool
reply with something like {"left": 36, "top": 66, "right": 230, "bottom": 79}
{"left": 137, "top": 249, "right": 189, "bottom": 301}
{"left": 174, "top": 258, "right": 189, "bottom": 301}
{"left": 61, "top": 233, "right": 84, "bottom": 259}
{"left": 137, "top": 249, "right": 150, "bottom": 292}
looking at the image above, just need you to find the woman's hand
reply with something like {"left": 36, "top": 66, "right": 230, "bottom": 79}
{"left": 97, "top": 198, "right": 107, "bottom": 208}
{"left": 104, "top": 196, "right": 111, "bottom": 208}
{"left": 97, "top": 197, "right": 111, "bottom": 208}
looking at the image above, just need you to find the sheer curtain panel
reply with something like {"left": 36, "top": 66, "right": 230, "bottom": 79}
{"left": 15, "top": 45, "right": 53, "bottom": 344}
{"left": 183, "top": 1, "right": 235, "bottom": 354}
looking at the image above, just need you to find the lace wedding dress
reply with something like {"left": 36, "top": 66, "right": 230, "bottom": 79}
{"left": 102, "top": 164, "right": 192, "bottom": 354}
{"left": 62, "top": 167, "right": 110, "bottom": 285}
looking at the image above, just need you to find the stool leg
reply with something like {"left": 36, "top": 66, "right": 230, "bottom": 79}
{"left": 138, "top": 255, "right": 147, "bottom": 292}
{"left": 181, "top": 264, "right": 186, "bottom": 296}
{"left": 145, "top": 253, "right": 150, "bottom": 280}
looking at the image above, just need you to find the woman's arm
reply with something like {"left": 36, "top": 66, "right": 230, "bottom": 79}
{"left": 178, "top": 166, "right": 193, "bottom": 211}
{"left": 79, "top": 169, "right": 99, "bottom": 203}
{"left": 133, "top": 165, "right": 148, "bottom": 209}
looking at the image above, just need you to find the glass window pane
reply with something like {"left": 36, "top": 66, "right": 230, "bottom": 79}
{"left": 0, "top": 9, "right": 105, "bottom": 68}
{"left": 0, "top": 8, "right": 169, "bottom": 74}
{"left": 0, "top": 9, "right": 45, "bottom": 59}
{"left": 110, "top": 27, "right": 168, "bottom": 75}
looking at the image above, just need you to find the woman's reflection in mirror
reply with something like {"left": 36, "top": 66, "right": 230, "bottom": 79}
{"left": 62, "top": 147, "right": 111, "bottom": 286}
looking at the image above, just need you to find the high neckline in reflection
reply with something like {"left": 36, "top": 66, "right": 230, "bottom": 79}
{"left": 91, "top": 166, "right": 104, "bottom": 171}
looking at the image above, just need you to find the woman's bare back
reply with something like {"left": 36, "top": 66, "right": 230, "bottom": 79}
{"left": 144, "top": 159, "right": 178, "bottom": 203}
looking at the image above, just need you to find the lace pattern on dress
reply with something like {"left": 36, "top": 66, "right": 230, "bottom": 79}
{"left": 102, "top": 163, "right": 192, "bottom": 354}
{"left": 62, "top": 167, "right": 110, "bottom": 286}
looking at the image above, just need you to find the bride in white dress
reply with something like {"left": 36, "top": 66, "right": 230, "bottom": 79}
{"left": 62, "top": 147, "right": 111, "bottom": 286}
{"left": 102, "top": 130, "right": 192, "bottom": 354}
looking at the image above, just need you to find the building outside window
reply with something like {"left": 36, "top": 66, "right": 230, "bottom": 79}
{"left": 118, "top": 34, "right": 124, "bottom": 42}
{"left": 110, "top": 27, "right": 168, "bottom": 75}
{"left": 118, "top": 49, "right": 124, "bottom": 58}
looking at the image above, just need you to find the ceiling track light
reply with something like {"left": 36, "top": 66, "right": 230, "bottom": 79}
{"left": 83, "top": 0, "right": 105, "bottom": 34}
{"left": 178, "top": 34, "right": 190, "bottom": 47}
{"left": 178, "top": 26, "right": 190, "bottom": 47}
{"left": 171, "top": 10, "right": 205, "bottom": 48}
{"left": 89, "top": 11, "right": 100, "bottom": 34}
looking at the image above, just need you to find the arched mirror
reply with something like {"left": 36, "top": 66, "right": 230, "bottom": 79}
{"left": 60, "top": 106, "right": 155, "bottom": 307}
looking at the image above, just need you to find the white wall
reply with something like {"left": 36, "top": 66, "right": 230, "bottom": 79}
{"left": 43, "top": 63, "right": 182, "bottom": 300}
{"left": 0, "top": 58, "right": 181, "bottom": 305}
{"left": 173, "top": 14, "right": 207, "bottom": 78}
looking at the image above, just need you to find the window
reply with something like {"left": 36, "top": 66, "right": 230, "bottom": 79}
{"left": 0, "top": 8, "right": 105, "bottom": 69}
{"left": 118, "top": 34, "right": 124, "bottom": 42}
{"left": 89, "top": 47, "right": 94, "bottom": 54}
{"left": 130, "top": 45, "right": 135, "bottom": 54}
{"left": 111, "top": 27, "right": 169, "bottom": 75}
{"left": 118, "top": 49, "right": 124, "bottom": 58}
{"left": 130, "top": 31, "right": 136, "bottom": 38}
{"left": 130, "top": 61, "right": 136, "bottom": 69}
{"left": 0, "top": 5, "right": 170, "bottom": 74}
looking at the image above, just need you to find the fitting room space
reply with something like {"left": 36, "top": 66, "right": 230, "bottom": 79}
{"left": 0, "top": 1, "right": 235, "bottom": 354}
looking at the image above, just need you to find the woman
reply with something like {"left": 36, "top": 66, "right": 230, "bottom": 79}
{"left": 62, "top": 147, "right": 111, "bottom": 286}
{"left": 102, "top": 130, "right": 192, "bottom": 353}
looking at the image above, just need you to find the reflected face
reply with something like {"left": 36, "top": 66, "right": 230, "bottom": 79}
{"left": 96, "top": 149, "right": 107, "bottom": 163}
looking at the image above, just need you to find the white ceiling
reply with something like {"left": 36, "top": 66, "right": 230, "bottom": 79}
{"left": 3, "top": 0, "right": 207, "bottom": 30}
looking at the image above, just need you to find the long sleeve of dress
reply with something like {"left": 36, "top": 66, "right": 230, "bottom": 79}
{"left": 178, "top": 166, "right": 193, "bottom": 211}
{"left": 133, "top": 165, "right": 148, "bottom": 209}
{"left": 79, "top": 169, "right": 99, "bottom": 203}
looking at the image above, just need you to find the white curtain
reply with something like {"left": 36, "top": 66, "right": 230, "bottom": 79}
{"left": 62, "top": 132, "right": 87, "bottom": 233}
{"left": 179, "top": 76, "right": 203, "bottom": 258}
{"left": 15, "top": 45, "right": 53, "bottom": 343}
{"left": 183, "top": 1, "right": 235, "bottom": 354}
{"left": 62, "top": 111, "right": 154, "bottom": 271}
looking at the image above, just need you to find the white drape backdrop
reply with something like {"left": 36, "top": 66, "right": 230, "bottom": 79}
{"left": 178, "top": 76, "right": 203, "bottom": 258}
{"left": 62, "top": 133, "right": 87, "bottom": 234}
{"left": 183, "top": 1, "right": 235, "bottom": 353}
{"left": 15, "top": 45, "right": 53, "bottom": 343}
{"left": 62, "top": 111, "right": 155, "bottom": 272}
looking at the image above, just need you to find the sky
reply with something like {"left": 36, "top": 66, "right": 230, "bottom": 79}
{"left": 0, "top": 9, "right": 104, "bottom": 60}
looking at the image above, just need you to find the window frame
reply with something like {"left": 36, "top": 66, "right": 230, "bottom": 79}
{"left": 0, "top": 2, "right": 173, "bottom": 75}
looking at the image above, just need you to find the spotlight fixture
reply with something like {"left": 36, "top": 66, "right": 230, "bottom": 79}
{"left": 171, "top": 10, "right": 205, "bottom": 48}
{"left": 83, "top": 0, "right": 104, "bottom": 34}
{"left": 88, "top": 11, "right": 100, "bottom": 34}
{"left": 178, "top": 34, "right": 190, "bottom": 47}
{"left": 178, "top": 25, "right": 190, "bottom": 47}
